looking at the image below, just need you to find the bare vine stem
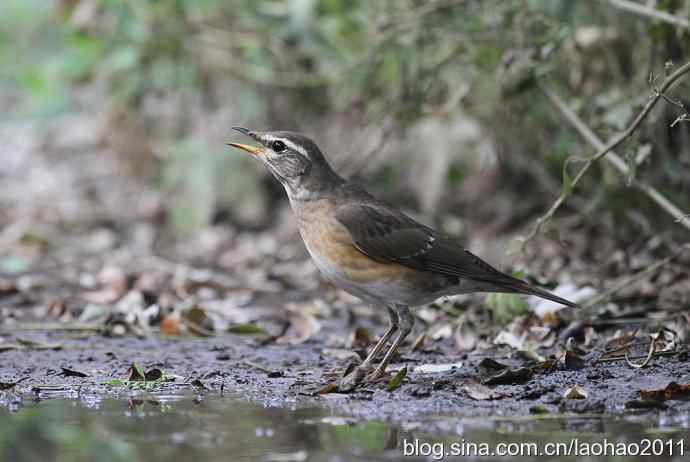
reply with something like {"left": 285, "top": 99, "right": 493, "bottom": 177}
{"left": 520, "top": 61, "right": 690, "bottom": 250}
{"left": 603, "top": 0, "right": 690, "bottom": 30}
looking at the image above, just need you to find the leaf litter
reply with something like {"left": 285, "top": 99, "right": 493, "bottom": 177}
{"left": 0, "top": 117, "right": 689, "bottom": 424}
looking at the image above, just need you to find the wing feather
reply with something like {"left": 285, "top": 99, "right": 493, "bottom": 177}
{"left": 335, "top": 204, "right": 505, "bottom": 280}
{"left": 335, "top": 203, "right": 576, "bottom": 307}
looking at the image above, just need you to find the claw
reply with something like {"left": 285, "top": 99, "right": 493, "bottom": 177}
{"left": 337, "top": 364, "right": 373, "bottom": 391}
{"left": 363, "top": 368, "right": 388, "bottom": 383}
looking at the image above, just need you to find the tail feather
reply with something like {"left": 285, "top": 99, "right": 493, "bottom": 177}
{"left": 509, "top": 280, "right": 578, "bottom": 308}
{"left": 470, "top": 275, "right": 578, "bottom": 307}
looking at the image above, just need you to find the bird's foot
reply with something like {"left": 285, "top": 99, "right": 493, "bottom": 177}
{"left": 363, "top": 367, "right": 388, "bottom": 384}
{"left": 338, "top": 362, "right": 373, "bottom": 391}
{"left": 338, "top": 363, "right": 388, "bottom": 391}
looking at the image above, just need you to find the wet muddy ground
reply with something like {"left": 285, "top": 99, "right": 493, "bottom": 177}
{"left": 2, "top": 328, "right": 689, "bottom": 461}
{"left": 2, "top": 327, "right": 688, "bottom": 424}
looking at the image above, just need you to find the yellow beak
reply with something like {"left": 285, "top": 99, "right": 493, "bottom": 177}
{"left": 227, "top": 142, "right": 265, "bottom": 157}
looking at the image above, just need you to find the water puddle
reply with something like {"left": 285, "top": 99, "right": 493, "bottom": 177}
{"left": 0, "top": 392, "right": 687, "bottom": 461}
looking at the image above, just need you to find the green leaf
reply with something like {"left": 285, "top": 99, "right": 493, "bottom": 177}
{"left": 102, "top": 379, "right": 126, "bottom": 387}
{"left": 62, "top": 33, "right": 103, "bottom": 80}
{"left": 530, "top": 404, "right": 549, "bottom": 414}
{"left": 228, "top": 323, "right": 267, "bottom": 335}
{"left": 386, "top": 366, "right": 407, "bottom": 392}
{"left": 485, "top": 293, "right": 530, "bottom": 325}
{"left": 129, "top": 363, "right": 146, "bottom": 381}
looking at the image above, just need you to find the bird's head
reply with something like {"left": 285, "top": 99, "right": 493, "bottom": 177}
{"left": 228, "top": 127, "right": 342, "bottom": 200}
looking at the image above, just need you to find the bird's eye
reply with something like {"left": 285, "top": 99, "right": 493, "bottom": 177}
{"left": 272, "top": 141, "right": 287, "bottom": 152}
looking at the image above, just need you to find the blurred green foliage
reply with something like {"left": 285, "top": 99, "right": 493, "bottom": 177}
{"left": 2, "top": 0, "right": 689, "bottom": 235}
{"left": 485, "top": 292, "right": 530, "bottom": 325}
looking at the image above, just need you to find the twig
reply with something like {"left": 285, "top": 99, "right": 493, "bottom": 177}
{"left": 625, "top": 334, "right": 656, "bottom": 368}
{"left": 581, "top": 245, "right": 688, "bottom": 309}
{"left": 671, "top": 114, "right": 690, "bottom": 128}
{"left": 596, "top": 328, "right": 680, "bottom": 366}
{"left": 595, "top": 350, "right": 678, "bottom": 363}
{"left": 650, "top": 72, "right": 690, "bottom": 127}
{"left": 521, "top": 61, "right": 690, "bottom": 249}
{"left": 603, "top": 0, "right": 690, "bottom": 30}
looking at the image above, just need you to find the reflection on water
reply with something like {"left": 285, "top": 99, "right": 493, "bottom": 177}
{"left": 0, "top": 393, "right": 687, "bottom": 462}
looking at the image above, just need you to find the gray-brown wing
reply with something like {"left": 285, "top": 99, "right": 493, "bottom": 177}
{"left": 335, "top": 203, "right": 508, "bottom": 281}
{"left": 335, "top": 203, "right": 577, "bottom": 307}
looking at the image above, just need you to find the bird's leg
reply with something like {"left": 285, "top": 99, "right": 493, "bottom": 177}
{"left": 361, "top": 305, "right": 399, "bottom": 367}
{"left": 338, "top": 304, "right": 398, "bottom": 390}
{"left": 367, "top": 304, "right": 414, "bottom": 380}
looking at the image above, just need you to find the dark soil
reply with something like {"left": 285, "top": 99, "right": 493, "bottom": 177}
{"left": 2, "top": 327, "right": 688, "bottom": 428}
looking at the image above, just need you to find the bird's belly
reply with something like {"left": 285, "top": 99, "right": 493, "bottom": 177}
{"left": 308, "top": 249, "right": 418, "bottom": 304}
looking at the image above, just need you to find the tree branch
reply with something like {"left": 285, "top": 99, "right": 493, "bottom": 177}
{"left": 603, "top": 0, "right": 690, "bottom": 30}
{"left": 521, "top": 61, "right": 690, "bottom": 249}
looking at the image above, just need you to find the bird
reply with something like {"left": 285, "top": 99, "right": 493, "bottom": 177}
{"left": 228, "top": 127, "right": 576, "bottom": 389}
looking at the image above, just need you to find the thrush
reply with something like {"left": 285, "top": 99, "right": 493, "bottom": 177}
{"left": 228, "top": 128, "right": 576, "bottom": 389}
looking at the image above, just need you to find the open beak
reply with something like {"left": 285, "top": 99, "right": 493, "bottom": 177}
{"left": 227, "top": 127, "right": 264, "bottom": 157}
{"left": 227, "top": 142, "right": 265, "bottom": 157}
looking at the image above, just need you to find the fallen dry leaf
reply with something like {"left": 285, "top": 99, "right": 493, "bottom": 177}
{"left": 564, "top": 350, "right": 585, "bottom": 370}
{"left": 0, "top": 377, "right": 28, "bottom": 390}
{"left": 144, "top": 368, "right": 163, "bottom": 381}
{"left": 463, "top": 381, "right": 502, "bottom": 400}
{"left": 182, "top": 306, "right": 215, "bottom": 337}
{"left": 430, "top": 324, "right": 453, "bottom": 341}
{"left": 516, "top": 349, "right": 545, "bottom": 362}
{"left": 563, "top": 385, "right": 588, "bottom": 399}
{"left": 60, "top": 367, "right": 90, "bottom": 378}
{"left": 531, "top": 359, "right": 557, "bottom": 374}
{"left": 160, "top": 314, "right": 181, "bottom": 335}
{"left": 639, "top": 382, "right": 690, "bottom": 401}
{"left": 276, "top": 310, "right": 321, "bottom": 345}
{"left": 493, "top": 330, "right": 525, "bottom": 350}
{"left": 477, "top": 358, "right": 508, "bottom": 374}
{"left": 477, "top": 358, "right": 532, "bottom": 385}
{"left": 127, "top": 363, "right": 146, "bottom": 381}
{"left": 413, "top": 362, "right": 463, "bottom": 374}
{"left": 454, "top": 318, "right": 478, "bottom": 352}
{"left": 317, "top": 383, "right": 338, "bottom": 395}
{"left": 483, "top": 367, "right": 532, "bottom": 385}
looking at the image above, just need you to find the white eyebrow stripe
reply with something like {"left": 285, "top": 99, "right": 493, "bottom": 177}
{"left": 264, "top": 134, "right": 309, "bottom": 158}
{"left": 282, "top": 139, "right": 308, "bottom": 158}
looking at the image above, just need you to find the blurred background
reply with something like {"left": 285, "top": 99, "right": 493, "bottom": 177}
{"left": 3, "top": 3, "right": 690, "bottom": 459}
{"left": 1, "top": 0, "right": 690, "bottom": 325}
